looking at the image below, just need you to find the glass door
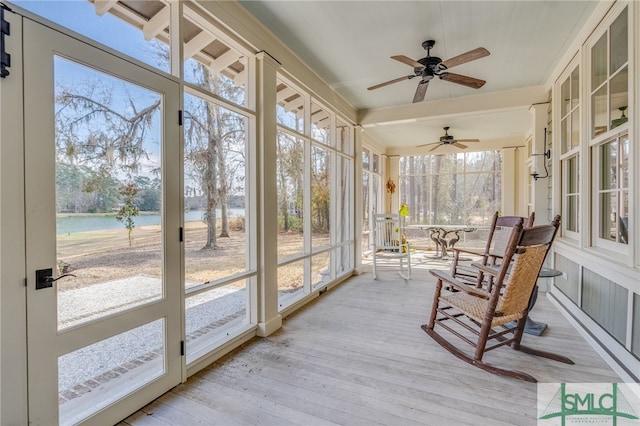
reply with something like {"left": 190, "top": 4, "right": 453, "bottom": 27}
{"left": 24, "top": 20, "right": 181, "bottom": 425}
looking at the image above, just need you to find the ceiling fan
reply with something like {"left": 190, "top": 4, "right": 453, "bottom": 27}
{"left": 367, "top": 40, "right": 490, "bottom": 103}
{"left": 417, "top": 127, "right": 480, "bottom": 152}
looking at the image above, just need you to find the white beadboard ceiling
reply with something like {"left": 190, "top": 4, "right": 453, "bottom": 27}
{"left": 239, "top": 0, "right": 600, "bottom": 151}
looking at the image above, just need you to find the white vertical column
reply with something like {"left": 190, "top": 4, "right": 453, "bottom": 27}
{"left": 255, "top": 51, "right": 282, "bottom": 337}
{"left": 353, "top": 127, "right": 364, "bottom": 273}
{"left": 0, "top": 11, "right": 28, "bottom": 426}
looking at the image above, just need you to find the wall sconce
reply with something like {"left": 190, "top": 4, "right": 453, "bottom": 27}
{"left": 530, "top": 149, "right": 551, "bottom": 180}
{"left": 530, "top": 127, "right": 551, "bottom": 181}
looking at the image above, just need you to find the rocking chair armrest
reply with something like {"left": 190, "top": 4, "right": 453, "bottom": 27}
{"left": 470, "top": 262, "right": 501, "bottom": 277}
{"left": 451, "top": 247, "right": 484, "bottom": 257}
{"left": 430, "top": 269, "right": 490, "bottom": 299}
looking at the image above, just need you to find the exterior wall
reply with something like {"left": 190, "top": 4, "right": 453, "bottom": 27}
{"left": 548, "top": 1, "right": 640, "bottom": 381}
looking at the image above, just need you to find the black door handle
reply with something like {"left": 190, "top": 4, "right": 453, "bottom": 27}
{"left": 35, "top": 268, "right": 76, "bottom": 290}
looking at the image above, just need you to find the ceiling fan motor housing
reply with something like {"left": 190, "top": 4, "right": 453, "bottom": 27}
{"left": 416, "top": 56, "right": 442, "bottom": 77}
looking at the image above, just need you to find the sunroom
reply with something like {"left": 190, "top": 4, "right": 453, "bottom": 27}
{"left": 0, "top": 1, "right": 637, "bottom": 425}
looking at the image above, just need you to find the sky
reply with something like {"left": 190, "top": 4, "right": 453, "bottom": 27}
{"left": 13, "top": 0, "right": 167, "bottom": 72}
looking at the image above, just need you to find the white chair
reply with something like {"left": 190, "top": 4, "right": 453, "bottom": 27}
{"left": 372, "top": 213, "right": 411, "bottom": 280}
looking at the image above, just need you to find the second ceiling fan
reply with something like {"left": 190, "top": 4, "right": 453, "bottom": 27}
{"left": 418, "top": 127, "right": 479, "bottom": 152}
{"left": 367, "top": 40, "right": 490, "bottom": 103}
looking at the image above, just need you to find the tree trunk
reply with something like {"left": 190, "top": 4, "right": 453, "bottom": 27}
{"left": 218, "top": 139, "right": 229, "bottom": 238}
{"left": 202, "top": 102, "right": 219, "bottom": 249}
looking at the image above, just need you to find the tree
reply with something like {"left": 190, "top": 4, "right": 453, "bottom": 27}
{"left": 183, "top": 65, "right": 246, "bottom": 249}
{"left": 116, "top": 183, "right": 139, "bottom": 246}
{"left": 55, "top": 75, "right": 161, "bottom": 214}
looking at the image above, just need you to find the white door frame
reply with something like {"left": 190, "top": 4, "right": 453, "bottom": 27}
{"left": 24, "top": 19, "right": 182, "bottom": 425}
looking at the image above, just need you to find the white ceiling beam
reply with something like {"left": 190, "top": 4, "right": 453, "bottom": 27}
{"left": 284, "top": 97, "right": 304, "bottom": 113}
{"left": 233, "top": 69, "right": 246, "bottom": 84}
{"left": 358, "top": 85, "right": 547, "bottom": 126}
{"left": 311, "top": 110, "right": 329, "bottom": 123}
{"left": 209, "top": 50, "right": 242, "bottom": 74}
{"left": 93, "top": 0, "right": 118, "bottom": 17}
{"left": 184, "top": 31, "right": 216, "bottom": 60}
{"left": 276, "top": 87, "right": 296, "bottom": 103}
{"left": 143, "top": 5, "right": 170, "bottom": 41}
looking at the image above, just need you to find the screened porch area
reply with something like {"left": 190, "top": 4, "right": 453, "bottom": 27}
{"left": 119, "top": 262, "right": 628, "bottom": 425}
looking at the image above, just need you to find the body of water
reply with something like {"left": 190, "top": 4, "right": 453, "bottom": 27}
{"left": 56, "top": 209, "right": 244, "bottom": 234}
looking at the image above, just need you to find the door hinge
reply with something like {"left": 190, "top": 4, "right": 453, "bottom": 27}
{"left": 179, "top": 227, "right": 184, "bottom": 242}
{"left": 180, "top": 340, "right": 185, "bottom": 356}
{"left": 1, "top": 3, "right": 11, "bottom": 78}
{"left": 178, "top": 110, "right": 183, "bottom": 126}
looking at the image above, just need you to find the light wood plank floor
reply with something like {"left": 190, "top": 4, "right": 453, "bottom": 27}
{"left": 120, "top": 259, "right": 622, "bottom": 426}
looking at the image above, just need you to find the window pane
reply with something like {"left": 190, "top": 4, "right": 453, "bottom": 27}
{"left": 311, "top": 145, "right": 331, "bottom": 250}
{"left": 277, "top": 132, "right": 304, "bottom": 260}
{"left": 59, "top": 319, "right": 165, "bottom": 425}
{"left": 619, "top": 191, "right": 629, "bottom": 245}
{"left": 276, "top": 79, "right": 305, "bottom": 133}
{"left": 312, "top": 252, "right": 330, "bottom": 290}
{"left": 621, "top": 135, "right": 629, "bottom": 189}
{"left": 599, "top": 192, "right": 617, "bottom": 241}
{"left": 561, "top": 76, "right": 570, "bottom": 117}
{"left": 561, "top": 117, "right": 570, "bottom": 154}
{"left": 571, "top": 108, "right": 580, "bottom": 150}
{"left": 183, "top": 93, "right": 248, "bottom": 283}
{"left": 571, "top": 66, "right": 580, "bottom": 110}
{"left": 567, "top": 194, "right": 579, "bottom": 232}
{"left": 610, "top": 67, "right": 628, "bottom": 129}
{"left": 185, "top": 280, "right": 248, "bottom": 363}
{"left": 336, "top": 155, "right": 352, "bottom": 244}
{"left": 564, "top": 156, "right": 579, "bottom": 234}
{"left": 183, "top": 18, "right": 247, "bottom": 107}
{"left": 362, "top": 148, "right": 370, "bottom": 171}
{"left": 610, "top": 7, "right": 628, "bottom": 74}
{"left": 336, "top": 117, "right": 352, "bottom": 155}
{"left": 400, "top": 152, "right": 501, "bottom": 227}
{"left": 591, "top": 33, "right": 607, "bottom": 90}
{"left": 278, "top": 260, "right": 305, "bottom": 310}
{"left": 600, "top": 140, "right": 617, "bottom": 190}
{"left": 372, "top": 153, "right": 380, "bottom": 173}
{"left": 592, "top": 85, "right": 608, "bottom": 137}
{"left": 362, "top": 172, "right": 370, "bottom": 230}
{"left": 15, "top": 0, "right": 170, "bottom": 73}
{"left": 311, "top": 101, "right": 331, "bottom": 145}
{"left": 54, "top": 57, "right": 164, "bottom": 330}
{"left": 567, "top": 156, "right": 579, "bottom": 194}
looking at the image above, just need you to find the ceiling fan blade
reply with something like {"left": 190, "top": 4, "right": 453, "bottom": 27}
{"left": 416, "top": 141, "right": 440, "bottom": 148}
{"left": 429, "top": 144, "right": 443, "bottom": 152}
{"left": 367, "top": 75, "right": 415, "bottom": 91}
{"left": 413, "top": 80, "right": 429, "bottom": 103}
{"left": 440, "top": 72, "right": 486, "bottom": 89}
{"left": 453, "top": 142, "right": 468, "bottom": 149}
{"left": 439, "top": 47, "right": 490, "bottom": 69}
{"left": 391, "top": 55, "right": 424, "bottom": 68}
{"left": 455, "top": 138, "right": 480, "bottom": 143}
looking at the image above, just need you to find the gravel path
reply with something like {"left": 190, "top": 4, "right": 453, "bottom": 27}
{"left": 57, "top": 276, "right": 246, "bottom": 394}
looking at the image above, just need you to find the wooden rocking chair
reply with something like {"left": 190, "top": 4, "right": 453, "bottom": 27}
{"left": 372, "top": 213, "right": 411, "bottom": 280}
{"left": 422, "top": 216, "right": 573, "bottom": 382}
{"left": 449, "top": 211, "right": 535, "bottom": 290}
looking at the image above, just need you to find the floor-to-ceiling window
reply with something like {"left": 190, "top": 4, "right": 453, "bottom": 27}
{"left": 399, "top": 151, "right": 502, "bottom": 226}
{"left": 276, "top": 76, "right": 355, "bottom": 310}
{"left": 361, "top": 146, "right": 382, "bottom": 253}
